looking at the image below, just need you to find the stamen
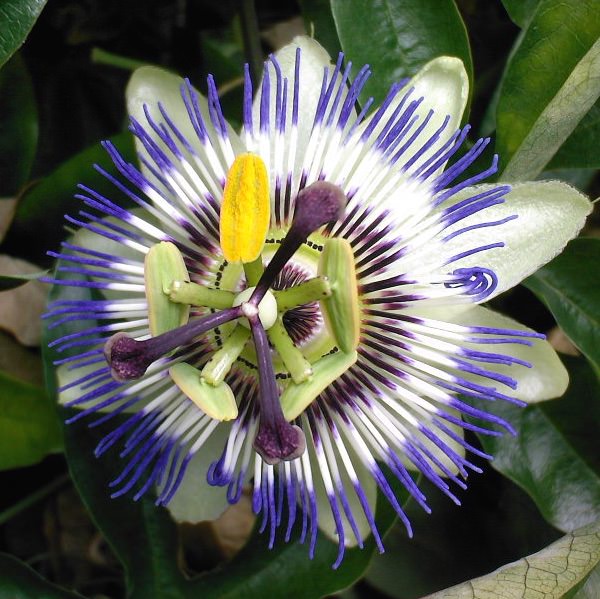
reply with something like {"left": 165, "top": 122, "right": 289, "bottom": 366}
{"left": 267, "top": 318, "right": 313, "bottom": 384}
{"left": 273, "top": 276, "right": 331, "bottom": 311}
{"left": 249, "top": 313, "right": 306, "bottom": 464}
{"left": 167, "top": 280, "right": 234, "bottom": 309}
{"left": 104, "top": 307, "right": 241, "bottom": 381}
{"left": 249, "top": 181, "right": 346, "bottom": 306}
{"left": 220, "top": 153, "right": 270, "bottom": 263}
{"left": 201, "top": 325, "right": 251, "bottom": 385}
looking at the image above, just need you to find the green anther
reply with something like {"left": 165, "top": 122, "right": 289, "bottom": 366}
{"left": 273, "top": 276, "right": 332, "bottom": 312}
{"left": 145, "top": 242, "right": 190, "bottom": 336}
{"left": 267, "top": 318, "right": 313, "bottom": 384}
{"left": 318, "top": 238, "right": 361, "bottom": 353}
{"left": 167, "top": 280, "right": 235, "bottom": 309}
{"left": 169, "top": 363, "right": 238, "bottom": 421}
{"left": 281, "top": 350, "right": 358, "bottom": 421}
{"left": 243, "top": 256, "right": 264, "bottom": 286}
{"left": 201, "top": 325, "right": 251, "bottom": 386}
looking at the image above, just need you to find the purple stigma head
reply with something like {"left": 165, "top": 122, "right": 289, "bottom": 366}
{"left": 104, "top": 332, "right": 152, "bottom": 381}
{"left": 254, "top": 422, "right": 306, "bottom": 465}
{"left": 290, "top": 181, "right": 346, "bottom": 238}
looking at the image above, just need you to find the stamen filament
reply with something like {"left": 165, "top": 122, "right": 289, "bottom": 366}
{"left": 243, "top": 256, "right": 265, "bottom": 286}
{"left": 267, "top": 318, "right": 313, "bottom": 384}
{"left": 167, "top": 280, "right": 235, "bottom": 309}
{"left": 273, "top": 276, "right": 331, "bottom": 311}
{"left": 201, "top": 325, "right": 251, "bottom": 385}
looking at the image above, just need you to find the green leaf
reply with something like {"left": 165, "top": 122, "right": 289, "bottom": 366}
{"left": 0, "top": 0, "right": 47, "bottom": 68}
{"left": 4, "top": 131, "right": 135, "bottom": 263}
{"left": 0, "top": 553, "right": 84, "bottom": 598}
{"left": 0, "top": 370, "right": 61, "bottom": 470}
{"left": 474, "top": 356, "right": 600, "bottom": 533}
{"left": 496, "top": 0, "right": 600, "bottom": 181}
{"left": 0, "top": 53, "right": 38, "bottom": 196}
{"left": 547, "top": 100, "right": 600, "bottom": 169}
{"left": 328, "top": 0, "right": 473, "bottom": 108}
{"left": 424, "top": 519, "right": 600, "bottom": 599}
{"left": 299, "top": 0, "right": 342, "bottom": 58}
{"left": 500, "top": 0, "right": 542, "bottom": 27}
{"left": 0, "top": 269, "right": 46, "bottom": 290}
{"left": 524, "top": 238, "right": 600, "bottom": 374}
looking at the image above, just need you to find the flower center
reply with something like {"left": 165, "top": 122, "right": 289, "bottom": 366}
{"left": 104, "top": 178, "right": 355, "bottom": 464}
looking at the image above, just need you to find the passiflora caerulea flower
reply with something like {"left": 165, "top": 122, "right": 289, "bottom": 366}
{"left": 46, "top": 37, "right": 591, "bottom": 567}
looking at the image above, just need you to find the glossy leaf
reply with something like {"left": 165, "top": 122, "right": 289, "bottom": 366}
{"left": 548, "top": 100, "right": 600, "bottom": 169}
{"left": 500, "top": 0, "right": 542, "bottom": 27}
{"left": 298, "top": 0, "right": 342, "bottom": 58}
{"left": 524, "top": 238, "right": 600, "bottom": 374}
{"left": 0, "top": 0, "right": 47, "bottom": 68}
{"left": 0, "top": 54, "right": 38, "bottom": 196}
{"left": 0, "top": 370, "right": 61, "bottom": 470}
{"left": 474, "top": 356, "right": 600, "bottom": 533}
{"left": 424, "top": 519, "right": 600, "bottom": 599}
{"left": 0, "top": 553, "right": 84, "bottom": 598}
{"left": 329, "top": 0, "right": 473, "bottom": 108}
{"left": 497, "top": 0, "right": 600, "bottom": 181}
{"left": 4, "top": 132, "right": 134, "bottom": 263}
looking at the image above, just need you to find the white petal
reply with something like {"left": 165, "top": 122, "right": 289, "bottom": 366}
{"left": 250, "top": 36, "right": 334, "bottom": 171}
{"left": 70, "top": 214, "right": 150, "bottom": 301}
{"left": 404, "top": 56, "right": 469, "bottom": 171}
{"left": 57, "top": 363, "right": 103, "bottom": 407}
{"left": 436, "top": 180, "right": 591, "bottom": 300}
{"left": 356, "top": 56, "right": 469, "bottom": 177}
{"left": 126, "top": 66, "right": 243, "bottom": 176}
{"left": 408, "top": 304, "right": 569, "bottom": 402}
{"left": 167, "top": 423, "right": 231, "bottom": 523}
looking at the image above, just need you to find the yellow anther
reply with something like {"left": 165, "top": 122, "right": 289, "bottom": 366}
{"left": 220, "top": 153, "right": 270, "bottom": 263}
